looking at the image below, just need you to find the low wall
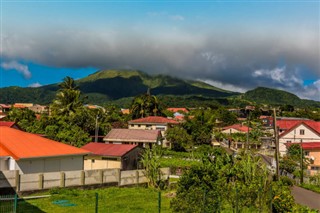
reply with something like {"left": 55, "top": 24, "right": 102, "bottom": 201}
{"left": 0, "top": 168, "right": 170, "bottom": 192}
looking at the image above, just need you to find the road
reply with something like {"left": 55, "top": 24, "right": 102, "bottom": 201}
{"left": 291, "top": 186, "right": 320, "bottom": 210}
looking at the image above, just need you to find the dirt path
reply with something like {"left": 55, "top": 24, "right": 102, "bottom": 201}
{"left": 291, "top": 186, "right": 320, "bottom": 210}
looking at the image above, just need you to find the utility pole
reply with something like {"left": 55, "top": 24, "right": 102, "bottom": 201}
{"left": 246, "top": 111, "right": 250, "bottom": 151}
{"left": 273, "top": 108, "right": 280, "bottom": 180}
{"left": 95, "top": 115, "right": 99, "bottom": 142}
{"left": 300, "top": 139, "right": 304, "bottom": 184}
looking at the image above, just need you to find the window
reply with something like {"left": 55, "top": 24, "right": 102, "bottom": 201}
{"left": 138, "top": 124, "right": 141, "bottom": 127}
{"left": 91, "top": 159, "right": 95, "bottom": 163}
{"left": 311, "top": 166, "right": 320, "bottom": 171}
{"left": 304, "top": 151, "right": 310, "bottom": 156}
{"left": 300, "top": 129, "right": 305, "bottom": 135}
{"left": 131, "top": 124, "right": 134, "bottom": 127}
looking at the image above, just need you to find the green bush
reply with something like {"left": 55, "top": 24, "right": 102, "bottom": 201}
{"left": 280, "top": 176, "right": 294, "bottom": 186}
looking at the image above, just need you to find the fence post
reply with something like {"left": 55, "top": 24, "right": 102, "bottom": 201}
{"left": 14, "top": 193, "right": 18, "bottom": 213}
{"left": 100, "top": 170, "right": 103, "bottom": 184}
{"left": 80, "top": 171, "right": 85, "bottom": 186}
{"left": 39, "top": 174, "right": 44, "bottom": 190}
{"left": 136, "top": 170, "right": 139, "bottom": 186}
{"left": 95, "top": 193, "right": 99, "bottom": 213}
{"left": 15, "top": 170, "right": 20, "bottom": 192}
{"left": 117, "top": 169, "right": 121, "bottom": 186}
{"left": 60, "top": 172, "right": 65, "bottom": 187}
{"left": 158, "top": 191, "right": 161, "bottom": 213}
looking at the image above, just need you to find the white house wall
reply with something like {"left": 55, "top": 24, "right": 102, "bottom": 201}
{"left": 279, "top": 124, "right": 320, "bottom": 156}
{"left": 16, "top": 156, "right": 84, "bottom": 174}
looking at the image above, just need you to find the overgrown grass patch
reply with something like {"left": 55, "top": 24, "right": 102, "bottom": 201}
{"left": 17, "top": 187, "right": 173, "bottom": 213}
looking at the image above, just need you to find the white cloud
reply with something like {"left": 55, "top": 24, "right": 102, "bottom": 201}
{"left": 28, "top": 82, "right": 42, "bottom": 88}
{"left": 170, "top": 15, "right": 185, "bottom": 21}
{"left": 200, "top": 79, "right": 247, "bottom": 93}
{"left": 252, "top": 66, "right": 303, "bottom": 87}
{"left": 1, "top": 61, "right": 31, "bottom": 79}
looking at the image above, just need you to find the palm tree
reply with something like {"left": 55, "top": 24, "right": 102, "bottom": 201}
{"left": 130, "top": 93, "right": 163, "bottom": 119}
{"left": 51, "top": 77, "right": 83, "bottom": 116}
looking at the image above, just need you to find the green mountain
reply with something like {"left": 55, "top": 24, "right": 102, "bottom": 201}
{"left": 0, "top": 69, "right": 238, "bottom": 105}
{"left": 242, "top": 87, "right": 320, "bottom": 107}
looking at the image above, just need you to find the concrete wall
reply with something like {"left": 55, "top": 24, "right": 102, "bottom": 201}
{"left": 84, "top": 156, "right": 121, "bottom": 170}
{"left": 15, "top": 156, "right": 84, "bottom": 174}
{"left": 0, "top": 168, "right": 170, "bottom": 192}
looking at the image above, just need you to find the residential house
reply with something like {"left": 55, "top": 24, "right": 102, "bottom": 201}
{"left": 13, "top": 103, "right": 33, "bottom": 109}
{"left": 0, "top": 104, "right": 11, "bottom": 113}
{"left": 82, "top": 143, "right": 142, "bottom": 170}
{"left": 259, "top": 116, "right": 273, "bottom": 127}
{"left": 279, "top": 121, "right": 320, "bottom": 156}
{"left": 167, "top": 108, "right": 189, "bottom": 114}
{"left": 0, "top": 126, "right": 89, "bottom": 174}
{"left": 128, "top": 116, "right": 178, "bottom": 147}
{"left": 221, "top": 124, "right": 251, "bottom": 134}
{"left": 28, "top": 104, "right": 48, "bottom": 114}
{"left": 103, "top": 129, "right": 162, "bottom": 148}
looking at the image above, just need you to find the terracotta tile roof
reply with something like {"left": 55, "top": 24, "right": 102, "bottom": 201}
{"left": 167, "top": 108, "right": 189, "bottom": 113}
{"left": 276, "top": 119, "right": 319, "bottom": 131}
{"left": 103, "top": 129, "right": 161, "bottom": 143}
{"left": 0, "top": 126, "right": 90, "bottom": 160}
{"left": 82, "top": 143, "right": 138, "bottom": 157}
{"left": 286, "top": 142, "right": 320, "bottom": 150}
{"left": 222, "top": 124, "right": 251, "bottom": 133}
{"left": 128, "top": 116, "right": 179, "bottom": 124}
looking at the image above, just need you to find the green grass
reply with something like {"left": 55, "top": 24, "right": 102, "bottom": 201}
{"left": 300, "top": 183, "right": 320, "bottom": 194}
{"left": 17, "top": 187, "right": 173, "bottom": 213}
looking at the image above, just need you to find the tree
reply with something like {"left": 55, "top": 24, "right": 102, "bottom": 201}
{"left": 140, "top": 147, "right": 164, "bottom": 189}
{"left": 4, "top": 108, "right": 36, "bottom": 130}
{"left": 165, "top": 126, "right": 192, "bottom": 151}
{"left": 50, "top": 76, "right": 83, "bottom": 116}
{"left": 130, "top": 93, "right": 164, "bottom": 119}
{"left": 171, "top": 151, "right": 272, "bottom": 212}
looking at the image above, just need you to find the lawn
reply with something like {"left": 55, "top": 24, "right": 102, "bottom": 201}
{"left": 17, "top": 187, "right": 173, "bottom": 213}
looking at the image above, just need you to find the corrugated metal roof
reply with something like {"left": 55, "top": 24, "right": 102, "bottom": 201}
{"left": 82, "top": 143, "right": 138, "bottom": 157}
{"left": 0, "top": 122, "right": 15, "bottom": 127}
{"left": 0, "top": 126, "right": 90, "bottom": 160}
{"left": 128, "top": 116, "right": 179, "bottom": 124}
{"left": 103, "top": 129, "right": 160, "bottom": 142}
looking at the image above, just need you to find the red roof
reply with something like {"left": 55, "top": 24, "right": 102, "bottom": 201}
{"left": 286, "top": 142, "right": 320, "bottom": 150}
{"left": 0, "top": 121, "right": 15, "bottom": 127}
{"left": 0, "top": 104, "right": 11, "bottom": 109}
{"left": 222, "top": 124, "right": 252, "bottom": 133}
{"left": 129, "top": 116, "right": 179, "bottom": 124}
{"left": 277, "top": 119, "right": 319, "bottom": 131}
{"left": 82, "top": 143, "right": 138, "bottom": 157}
{"left": 0, "top": 126, "right": 90, "bottom": 160}
{"left": 167, "top": 108, "right": 189, "bottom": 113}
{"left": 279, "top": 120, "right": 320, "bottom": 137}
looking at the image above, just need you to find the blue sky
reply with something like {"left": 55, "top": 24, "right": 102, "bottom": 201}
{"left": 1, "top": 1, "right": 319, "bottom": 101}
